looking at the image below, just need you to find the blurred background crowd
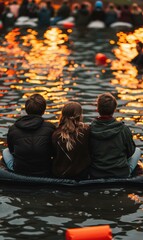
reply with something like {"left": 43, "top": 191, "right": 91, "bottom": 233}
{"left": 0, "top": 0, "right": 143, "bottom": 29}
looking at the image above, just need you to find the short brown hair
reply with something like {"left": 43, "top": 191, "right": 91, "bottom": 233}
{"left": 25, "top": 94, "right": 46, "bottom": 116}
{"left": 97, "top": 92, "right": 117, "bottom": 116}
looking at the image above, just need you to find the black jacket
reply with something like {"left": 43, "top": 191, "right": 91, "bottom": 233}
{"left": 7, "top": 115, "right": 55, "bottom": 176}
{"left": 52, "top": 125, "right": 91, "bottom": 179}
{"left": 89, "top": 117, "right": 136, "bottom": 178}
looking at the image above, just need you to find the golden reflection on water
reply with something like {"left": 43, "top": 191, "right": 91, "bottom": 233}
{"left": 128, "top": 193, "right": 141, "bottom": 203}
{"left": 0, "top": 27, "right": 73, "bottom": 124}
{"left": 111, "top": 28, "right": 143, "bottom": 127}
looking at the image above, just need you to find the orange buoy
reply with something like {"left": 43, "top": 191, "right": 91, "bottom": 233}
{"left": 66, "top": 225, "right": 112, "bottom": 240}
{"left": 63, "top": 22, "right": 75, "bottom": 29}
{"left": 95, "top": 53, "right": 107, "bottom": 66}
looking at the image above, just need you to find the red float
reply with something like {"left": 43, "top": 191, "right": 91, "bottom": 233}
{"left": 95, "top": 53, "right": 107, "bottom": 66}
{"left": 66, "top": 225, "right": 112, "bottom": 240}
{"left": 63, "top": 22, "right": 75, "bottom": 29}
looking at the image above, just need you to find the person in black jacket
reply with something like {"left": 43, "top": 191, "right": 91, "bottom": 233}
{"left": 2, "top": 94, "right": 55, "bottom": 177}
{"left": 89, "top": 92, "right": 141, "bottom": 179}
{"left": 131, "top": 41, "right": 143, "bottom": 69}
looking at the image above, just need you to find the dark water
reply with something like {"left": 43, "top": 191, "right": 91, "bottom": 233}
{"left": 0, "top": 26, "right": 143, "bottom": 239}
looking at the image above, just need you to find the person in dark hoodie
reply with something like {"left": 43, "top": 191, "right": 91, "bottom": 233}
{"left": 89, "top": 92, "right": 141, "bottom": 179}
{"left": 2, "top": 94, "right": 55, "bottom": 177}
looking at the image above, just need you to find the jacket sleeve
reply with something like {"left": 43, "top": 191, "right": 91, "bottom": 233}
{"left": 122, "top": 125, "right": 136, "bottom": 158}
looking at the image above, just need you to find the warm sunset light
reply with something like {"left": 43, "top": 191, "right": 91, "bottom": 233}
{"left": 111, "top": 28, "right": 143, "bottom": 127}
{"left": 0, "top": 27, "right": 74, "bottom": 124}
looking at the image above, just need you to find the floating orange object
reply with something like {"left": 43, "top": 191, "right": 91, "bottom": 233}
{"left": 95, "top": 53, "right": 107, "bottom": 66}
{"left": 6, "top": 69, "right": 16, "bottom": 76}
{"left": 66, "top": 225, "right": 112, "bottom": 240}
{"left": 63, "top": 22, "right": 75, "bottom": 29}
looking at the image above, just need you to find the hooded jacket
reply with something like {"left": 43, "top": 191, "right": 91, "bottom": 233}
{"left": 7, "top": 115, "right": 55, "bottom": 176}
{"left": 89, "top": 117, "right": 136, "bottom": 178}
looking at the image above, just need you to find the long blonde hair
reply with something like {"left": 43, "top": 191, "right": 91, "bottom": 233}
{"left": 58, "top": 102, "right": 86, "bottom": 151}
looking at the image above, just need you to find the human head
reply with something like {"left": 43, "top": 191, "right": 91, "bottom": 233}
{"left": 109, "top": 3, "right": 115, "bottom": 9}
{"left": 60, "top": 102, "right": 82, "bottom": 123}
{"left": 25, "top": 94, "right": 46, "bottom": 116}
{"left": 63, "top": 0, "right": 68, "bottom": 5}
{"left": 123, "top": 4, "right": 129, "bottom": 10}
{"left": 95, "top": 1, "right": 103, "bottom": 9}
{"left": 39, "top": 1, "right": 47, "bottom": 9}
{"left": 47, "top": 1, "right": 51, "bottom": 7}
{"left": 132, "top": 3, "right": 138, "bottom": 9}
{"left": 136, "top": 41, "right": 143, "bottom": 53}
{"left": 97, "top": 92, "right": 117, "bottom": 116}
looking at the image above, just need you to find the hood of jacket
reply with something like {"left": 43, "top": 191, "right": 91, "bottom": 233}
{"left": 90, "top": 117, "right": 124, "bottom": 140}
{"left": 15, "top": 115, "right": 44, "bottom": 130}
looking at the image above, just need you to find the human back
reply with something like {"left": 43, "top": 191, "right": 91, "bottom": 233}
{"left": 89, "top": 92, "right": 139, "bottom": 178}
{"left": 52, "top": 102, "right": 90, "bottom": 179}
{"left": 4, "top": 94, "right": 55, "bottom": 176}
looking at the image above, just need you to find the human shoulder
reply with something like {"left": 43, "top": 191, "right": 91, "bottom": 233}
{"left": 43, "top": 121, "right": 56, "bottom": 130}
{"left": 120, "top": 121, "right": 133, "bottom": 135}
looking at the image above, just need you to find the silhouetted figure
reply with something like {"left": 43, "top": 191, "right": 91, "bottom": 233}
{"left": 51, "top": 0, "right": 70, "bottom": 25}
{"left": 46, "top": 1, "right": 55, "bottom": 18}
{"left": 9, "top": 1, "right": 20, "bottom": 19}
{"left": 19, "top": 0, "right": 28, "bottom": 16}
{"left": 105, "top": 3, "right": 118, "bottom": 27}
{"left": 2, "top": 6, "right": 15, "bottom": 29}
{"left": 130, "top": 3, "right": 143, "bottom": 27}
{"left": 38, "top": 1, "right": 50, "bottom": 28}
{"left": 89, "top": 0, "right": 105, "bottom": 22}
{"left": 131, "top": 41, "right": 143, "bottom": 69}
{"left": 115, "top": 4, "right": 122, "bottom": 19}
{"left": 57, "top": 0, "right": 70, "bottom": 19}
{"left": 27, "top": 0, "right": 38, "bottom": 18}
{"left": 120, "top": 5, "right": 132, "bottom": 23}
{"left": 74, "top": 3, "right": 90, "bottom": 29}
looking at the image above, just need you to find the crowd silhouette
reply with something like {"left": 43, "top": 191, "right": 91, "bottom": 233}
{"left": 0, "top": 0, "right": 143, "bottom": 29}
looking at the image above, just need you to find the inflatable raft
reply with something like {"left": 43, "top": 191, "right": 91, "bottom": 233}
{"left": 14, "top": 17, "right": 133, "bottom": 29}
{"left": 0, "top": 166, "right": 143, "bottom": 188}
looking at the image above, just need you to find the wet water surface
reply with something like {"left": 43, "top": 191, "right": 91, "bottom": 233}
{"left": 0, "top": 26, "right": 143, "bottom": 239}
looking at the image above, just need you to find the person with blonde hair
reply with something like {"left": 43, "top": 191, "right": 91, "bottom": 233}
{"left": 52, "top": 102, "right": 90, "bottom": 179}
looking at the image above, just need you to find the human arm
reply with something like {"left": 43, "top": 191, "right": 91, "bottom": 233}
{"left": 122, "top": 125, "right": 136, "bottom": 158}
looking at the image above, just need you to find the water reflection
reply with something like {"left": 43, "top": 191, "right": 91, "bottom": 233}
{"left": 0, "top": 26, "right": 143, "bottom": 239}
{"left": 0, "top": 188, "right": 143, "bottom": 239}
